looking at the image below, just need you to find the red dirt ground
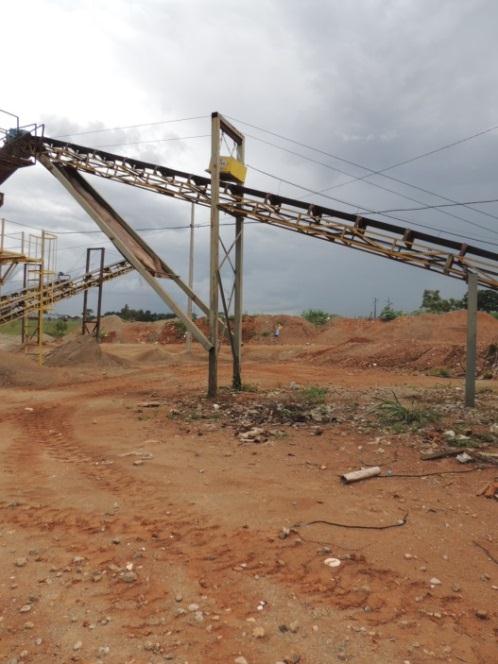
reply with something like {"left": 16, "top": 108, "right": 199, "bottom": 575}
{"left": 0, "top": 328, "right": 497, "bottom": 663}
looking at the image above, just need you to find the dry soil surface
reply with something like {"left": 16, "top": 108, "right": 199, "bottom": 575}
{"left": 0, "top": 345, "right": 497, "bottom": 664}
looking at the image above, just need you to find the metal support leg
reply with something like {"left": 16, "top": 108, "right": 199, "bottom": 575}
{"left": 186, "top": 203, "right": 194, "bottom": 353}
{"left": 82, "top": 247, "right": 105, "bottom": 338}
{"left": 465, "top": 271, "right": 478, "bottom": 407}
{"left": 232, "top": 216, "right": 243, "bottom": 390}
{"left": 95, "top": 248, "right": 105, "bottom": 340}
{"left": 81, "top": 248, "right": 91, "bottom": 335}
{"left": 21, "top": 262, "right": 27, "bottom": 344}
{"left": 41, "top": 159, "right": 212, "bottom": 351}
{"left": 208, "top": 113, "right": 221, "bottom": 398}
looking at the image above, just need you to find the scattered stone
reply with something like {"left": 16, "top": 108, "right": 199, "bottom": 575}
{"left": 252, "top": 626, "right": 265, "bottom": 638}
{"left": 23, "top": 621, "right": 34, "bottom": 630}
{"left": 98, "top": 646, "right": 110, "bottom": 656}
{"left": 19, "top": 605, "right": 32, "bottom": 613}
{"left": 194, "top": 610, "right": 204, "bottom": 623}
{"left": 175, "top": 593, "right": 183, "bottom": 602}
{"left": 73, "top": 641, "right": 82, "bottom": 651}
{"left": 429, "top": 577, "right": 441, "bottom": 587}
{"left": 324, "top": 557, "right": 341, "bottom": 568}
{"left": 119, "top": 571, "right": 137, "bottom": 583}
{"left": 133, "top": 459, "right": 144, "bottom": 466}
{"left": 111, "top": 537, "right": 121, "bottom": 545}
{"left": 452, "top": 583, "right": 462, "bottom": 593}
{"left": 72, "top": 556, "right": 85, "bottom": 564}
{"left": 289, "top": 621, "right": 299, "bottom": 633}
{"left": 15, "top": 557, "right": 28, "bottom": 567}
{"left": 475, "top": 609, "right": 489, "bottom": 620}
{"left": 239, "top": 427, "right": 267, "bottom": 443}
{"left": 234, "top": 658, "right": 249, "bottom": 664}
{"left": 188, "top": 603, "right": 200, "bottom": 612}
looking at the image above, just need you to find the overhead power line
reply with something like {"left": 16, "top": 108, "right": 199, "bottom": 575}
{"left": 247, "top": 133, "right": 498, "bottom": 238}
{"left": 231, "top": 115, "right": 498, "bottom": 226}
{"left": 93, "top": 134, "right": 209, "bottom": 149}
{"left": 246, "top": 164, "right": 498, "bottom": 247}
{"left": 375, "top": 198, "right": 498, "bottom": 214}
{"left": 53, "top": 114, "right": 209, "bottom": 139}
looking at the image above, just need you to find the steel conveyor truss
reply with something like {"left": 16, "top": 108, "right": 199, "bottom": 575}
{"left": 5, "top": 132, "right": 496, "bottom": 291}
{"left": 0, "top": 259, "right": 132, "bottom": 325}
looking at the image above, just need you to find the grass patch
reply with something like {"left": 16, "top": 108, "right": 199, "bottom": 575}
{"left": 429, "top": 368, "right": 451, "bottom": 378}
{"left": 374, "top": 393, "right": 438, "bottom": 430}
{"left": 240, "top": 383, "right": 259, "bottom": 393}
{"left": 0, "top": 318, "right": 81, "bottom": 337}
{"left": 299, "top": 385, "right": 328, "bottom": 404}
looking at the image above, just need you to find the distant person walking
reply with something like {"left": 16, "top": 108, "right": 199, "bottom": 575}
{"left": 273, "top": 322, "right": 282, "bottom": 342}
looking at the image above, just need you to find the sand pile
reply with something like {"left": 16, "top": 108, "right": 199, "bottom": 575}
{"left": 135, "top": 346, "right": 179, "bottom": 364}
{"left": 45, "top": 336, "right": 129, "bottom": 368}
{"left": 0, "top": 350, "right": 60, "bottom": 388}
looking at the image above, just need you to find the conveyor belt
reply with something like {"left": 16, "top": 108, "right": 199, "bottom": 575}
{"left": 0, "top": 259, "right": 132, "bottom": 325}
{"left": 1, "top": 132, "right": 497, "bottom": 289}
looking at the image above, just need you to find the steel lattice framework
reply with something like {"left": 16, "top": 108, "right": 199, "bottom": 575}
{"left": 7, "top": 133, "right": 498, "bottom": 290}
{"left": 0, "top": 259, "right": 132, "bottom": 325}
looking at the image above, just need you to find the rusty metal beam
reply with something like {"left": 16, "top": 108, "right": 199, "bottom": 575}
{"left": 7, "top": 134, "right": 494, "bottom": 291}
{"left": 38, "top": 158, "right": 212, "bottom": 351}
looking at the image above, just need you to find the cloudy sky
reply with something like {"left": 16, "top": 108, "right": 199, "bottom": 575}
{"left": 2, "top": 0, "right": 498, "bottom": 317}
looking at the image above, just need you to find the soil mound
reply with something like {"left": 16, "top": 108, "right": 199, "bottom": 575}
{"left": 243, "top": 314, "right": 317, "bottom": 344}
{"left": 304, "top": 311, "right": 498, "bottom": 374}
{"left": 45, "top": 336, "right": 129, "bottom": 368}
{"left": 0, "top": 350, "right": 60, "bottom": 388}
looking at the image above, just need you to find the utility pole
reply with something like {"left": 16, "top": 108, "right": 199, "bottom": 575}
{"left": 465, "top": 271, "right": 478, "bottom": 407}
{"left": 186, "top": 203, "right": 195, "bottom": 353}
{"left": 373, "top": 297, "right": 378, "bottom": 319}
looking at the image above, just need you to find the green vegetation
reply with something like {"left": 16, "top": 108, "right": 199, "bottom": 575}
{"left": 240, "top": 383, "right": 259, "bottom": 393}
{"left": 302, "top": 309, "right": 330, "bottom": 326}
{"left": 0, "top": 318, "right": 80, "bottom": 337}
{"left": 174, "top": 319, "right": 187, "bottom": 337}
{"left": 105, "top": 304, "right": 178, "bottom": 322}
{"left": 52, "top": 319, "right": 68, "bottom": 338}
{"left": 421, "top": 288, "right": 498, "bottom": 314}
{"left": 299, "top": 385, "right": 328, "bottom": 404}
{"left": 379, "top": 304, "right": 402, "bottom": 321}
{"left": 421, "top": 289, "right": 463, "bottom": 313}
{"left": 429, "top": 367, "right": 451, "bottom": 378}
{"left": 374, "top": 393, "right": 438, "bottom": 429}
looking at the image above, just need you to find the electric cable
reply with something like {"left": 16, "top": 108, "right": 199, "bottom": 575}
{"left": 247, "top": 133, "right": 498, "bottom": 238}
{"left": 246, "top": 164, "right": 498, "bottom": 247}
{"left": 231, "top": 115, "right": 498, "bottom": 224}
{"left": 53, "top": 115, "right": 209, "bottom": 139}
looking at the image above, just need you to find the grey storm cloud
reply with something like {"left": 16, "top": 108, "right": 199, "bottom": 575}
{"left": 1, "top": 0, "right": 498, "bottom": 317}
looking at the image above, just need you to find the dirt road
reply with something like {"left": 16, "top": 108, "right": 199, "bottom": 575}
{"left": 0, "top": 351, "right": 496, "bottom": 663}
